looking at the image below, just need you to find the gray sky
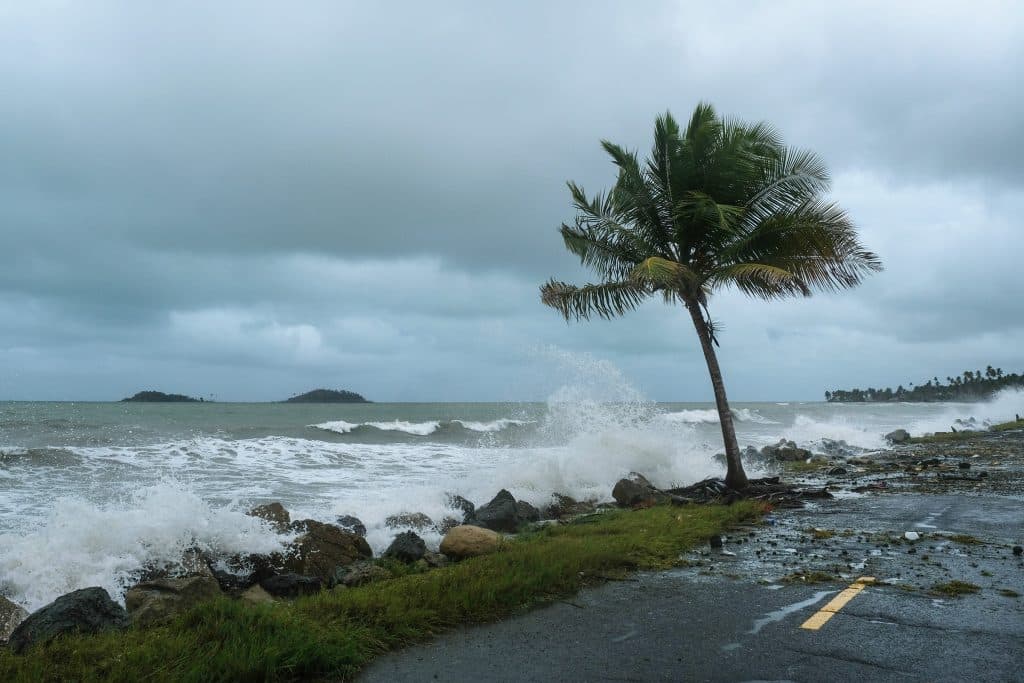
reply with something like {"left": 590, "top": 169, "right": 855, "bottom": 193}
{"left": 1, "top": 1, "right": 1022, "bottom": 402}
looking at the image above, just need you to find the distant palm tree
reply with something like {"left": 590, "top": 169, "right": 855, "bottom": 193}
{"left": 540, "top": 104, "right": 882, "bottom": 489}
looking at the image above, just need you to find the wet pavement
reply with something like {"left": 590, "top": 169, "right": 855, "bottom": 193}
{"left": 360, "top": 493, "right": 1023, "bottom": 682}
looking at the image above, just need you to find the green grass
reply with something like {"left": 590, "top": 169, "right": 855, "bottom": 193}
{"left": 991, "top": 419, "right": 1024, "bottom": 432}
{"left": 930, "top": 580, "right": 981, "bottom": 597}
{"left": 908, "top": 431, "right": 977, "bottom": 444}
{"left": 0, "top": 502, "right": 761, "bottom": 682}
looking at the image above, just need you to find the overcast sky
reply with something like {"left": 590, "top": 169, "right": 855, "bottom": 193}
{"left": 1, "top": 1, "right": 1022, "bottom": 402}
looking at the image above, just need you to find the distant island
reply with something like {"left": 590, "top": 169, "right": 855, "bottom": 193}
{"left": 121, "top": 390, "right": 202, "bottom": 403}
{"left": 283, "top": 389, "right": 370, "bottom": 403}
{"left": 827, "top": 366, "right": 1023, "bottom": 402}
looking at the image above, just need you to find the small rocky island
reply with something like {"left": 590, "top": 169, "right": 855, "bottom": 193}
{"left": 284, "top": 389, "right": 370, "bottom": 403}
{"left": 120, "top": 391, "right": 203, "bottom": 403}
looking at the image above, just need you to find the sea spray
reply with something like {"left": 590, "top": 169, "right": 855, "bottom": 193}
{"left": 0, "top": 483, "right": 289, "bottom": 612}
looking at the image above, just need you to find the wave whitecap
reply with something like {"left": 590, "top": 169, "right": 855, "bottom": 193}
{"left": 658, "top": 408, "right": 779, "bottom": 425}
{"left": 310, "top": 418, "right": 534, "bottom": 437}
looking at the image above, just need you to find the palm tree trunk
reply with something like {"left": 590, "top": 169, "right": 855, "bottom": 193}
{"left": 685, "top": 300, "right": 749, "bottom": 490}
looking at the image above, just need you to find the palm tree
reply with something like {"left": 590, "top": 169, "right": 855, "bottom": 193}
{"left": 540, "top": 104, "right": 882, "bottom": 489}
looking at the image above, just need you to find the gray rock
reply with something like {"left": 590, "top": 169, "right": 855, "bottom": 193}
{"left": 436, "top": 516, "right": 461, "bottom": 534}
{"left": 337, "top": 561, "right": 392, "bottom": 587}
{"left": 125, "top": 575, "right": 223, "bottom": 627}
{"left": 612, "top": 474, "right": 662, "bottom": 508}
{"left": 515, "top": 500, "right": 540, "bottom": 524}
{"left": 248, "top": 502, "right": 291, "bottom": 533}
{"left": 445, "top": 493, "right": 476, "bottom": 520}
{"left": 422, "top": 551, "right": 449, "bottom": 569}
{"left": 466, "top": 489, "right": 519, "bottom": 532}
{"left": 8, "top": 587, "right": 128, "bottom": 654}
{"left": 541, "top": 493, "right": 596, "bottom": 520}
{"left": 760, "top": 439, "right": 812, "bottom": 462}
{"left": 383, "top": 531, "right": 427, "bottom": 564}
{"left": 384, "top": 512, "right": 434, "bottom": 531}
{"left": 885, "top": 429, "right": 911, "bottom": 444}
{"left": 335, "top": 515, "right": 367, "bottom": 537}
{"left": 1, "top": 596, "right": 28, "bottom": 643}
{"left": 259, "top": 573, "right": 321, "bottom": 598}
{"left": 282, "top": 520, "right": 373, "bottom": 582}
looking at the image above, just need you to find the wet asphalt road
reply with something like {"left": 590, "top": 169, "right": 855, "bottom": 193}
{"left": 359, "top": 494, "right": 1024, "bottom": 682}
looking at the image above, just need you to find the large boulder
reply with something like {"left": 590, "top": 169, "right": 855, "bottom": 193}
{"left": 7, "top": 587, "right": 128, "bottom": 654}
{"left": 384, "top": 512, "right": 434, "bottom": 531}
{"left": 1, "top": 596, "right": 28, "bottom": 643}
{"left": 612, "top": 473, "right": 663, "bottom": 508}
{"left": 259, "top": 573, "right": 321, "bottom": 599}
{"left": 885, "top": 429, "right": 911, "bottom": 445}
{"left": 283, "top": 520, "right": 372, "bottom": 582}
{"left": 248, "top": 502, "right": 291, "bottom": 533}
{"left": 466, "top": 489, "right": 533, "bottom": 532}
{"left": 125, "top": 575, "right": 223, "bottom": 627}
{"left": 761, "top": 439, "right": 812, "bottom": 462}
{"left": 383, "top": 531, "right": 426, "bottom": 563}
{"left": 439, "top": 525, "right": 501, "bottom": 560}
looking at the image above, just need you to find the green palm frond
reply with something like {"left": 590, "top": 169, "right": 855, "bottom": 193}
{"left": 542, "top": 102, "right": 881, "bottom": 318}
{"left": 540, "top": 279, "right": 650, "bottom": 321}
{"left": 709, "top": 262, "right": 810, "bottom": 299}
{"left": 630, "top": 256, "right": 699, "bottom": 290}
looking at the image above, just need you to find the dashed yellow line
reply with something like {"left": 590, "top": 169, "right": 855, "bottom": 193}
{"left": 800, "top": 577, "right": 875, "bottom": 630}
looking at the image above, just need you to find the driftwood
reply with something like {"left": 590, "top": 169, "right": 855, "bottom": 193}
{"left": 664, "top": 477, "right": 832, "bottom": 508}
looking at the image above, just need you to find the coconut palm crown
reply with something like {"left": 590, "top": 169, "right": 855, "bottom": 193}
{"left": 541, "top": 104, "right": 882, "bottom": 489}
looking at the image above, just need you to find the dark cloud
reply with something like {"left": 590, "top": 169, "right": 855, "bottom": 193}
{"left": 0, "top": 2, "right": 1021, "bottom": 401}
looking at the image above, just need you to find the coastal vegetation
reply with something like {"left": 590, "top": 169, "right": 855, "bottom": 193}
{"left": 826, "top": 367, "right": 1023, "bottom": 402}
{"left": 283, "top": 389, "right": 369, "bottom": 403}
{"left": 540, "top": 103, "right": 881, "bottom": 489}
{"left": 0, "top": 502, "right": 760, "bottom": 681}
{"left": 120, "top": 391, "right": 202, "bottom": 403}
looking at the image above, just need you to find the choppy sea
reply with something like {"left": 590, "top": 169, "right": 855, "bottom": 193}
{"left": 2, "top": 364, "right": 1021, "bottom": 612}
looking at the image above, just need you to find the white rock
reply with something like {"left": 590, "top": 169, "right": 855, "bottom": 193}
{"left": 904, "top": 531, "right": 920, "bottom": 541}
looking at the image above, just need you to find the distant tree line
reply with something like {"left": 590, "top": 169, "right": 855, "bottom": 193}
{"left": 826, "top": 366, "right": 1023, "bottom": 402}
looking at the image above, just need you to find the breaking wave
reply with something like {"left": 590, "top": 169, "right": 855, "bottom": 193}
{"left": 658, "top": 407, "right": 779, "bottom": 425}
{"left": 309, "top": 418, "right": 534, "bottom": 437}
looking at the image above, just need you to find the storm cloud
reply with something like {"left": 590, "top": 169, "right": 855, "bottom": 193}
{"left": 1, "top": 1, "right": 1021, "bottom": 401}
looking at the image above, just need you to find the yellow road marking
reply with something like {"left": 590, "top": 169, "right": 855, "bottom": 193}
{"left": 800, "top": 577, "right": 875, "bottom": 631}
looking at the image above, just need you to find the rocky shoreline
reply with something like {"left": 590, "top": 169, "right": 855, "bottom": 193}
{"left": 3, "top": 422, "right": 1022, "bottom": 655}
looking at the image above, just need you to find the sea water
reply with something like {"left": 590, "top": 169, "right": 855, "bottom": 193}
{"left": 2, "top": 367, "right": 1021, "bottom": 611}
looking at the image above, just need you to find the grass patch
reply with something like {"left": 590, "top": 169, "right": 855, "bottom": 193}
{"left": 991, "top": 419, "right": 1024, "bottom": 432}
{"left": 804, "top": 527, "right": 835, "bottom": 540}
{"left": 998, "top": 589, "right": 1020, "bottom": 598}
{"left": 908, "top": 431, "right": 977, "bottom": 444}
{"left": 779, "top": 570, "right": 837, "bottom": 584}
{"left": 0, "top": 502, "right": 761, "bottom": 682}
{"left": 945, "top": 534, "right": 983, "bottom": 545}
{"left": 930, "top": 580, "right": 981, "bottom": 597}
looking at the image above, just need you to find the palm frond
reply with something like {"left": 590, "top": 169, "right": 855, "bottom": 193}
{"left": 709, "top": 262, "right": 810, "bottom": 299}
{"left": 540, "top": 279, "right": 650, "bottom": 321}
{"left": 630, "top": 256, "right": 699, "bottom": 290}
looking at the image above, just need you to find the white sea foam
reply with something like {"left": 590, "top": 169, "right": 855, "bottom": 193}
{"left": 659, "top": 407, "right": 778, "bottom": 425}
{"left": 0, "top": 483, "right": 290, "bottom": 611}
{"left": 452, "top": 418, "right": 534, "bottom": 432}
{"left": 5, "top": 356, "right": 1019, "bottom": 613}
{"left": 906, "top": 387, "right": 1024, "bottom": 435}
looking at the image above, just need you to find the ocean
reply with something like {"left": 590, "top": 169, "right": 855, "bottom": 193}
{"left": 2, "top": 380, "right": 1022, "bottom": 612}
